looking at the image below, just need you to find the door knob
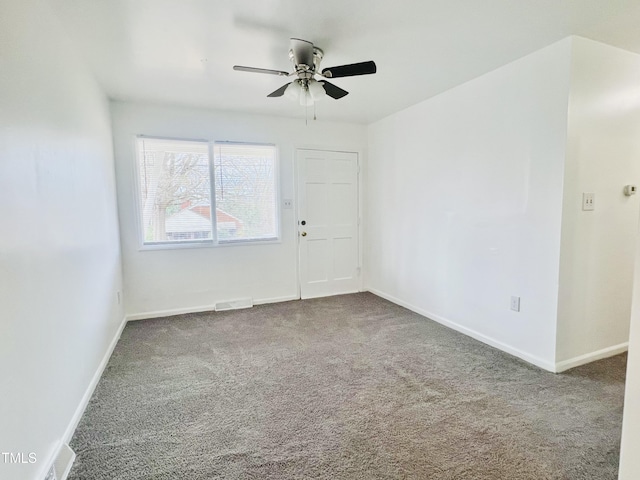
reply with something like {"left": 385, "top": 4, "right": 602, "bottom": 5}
{"left": 301, "top": 232, "right": 307, "bottom": 237}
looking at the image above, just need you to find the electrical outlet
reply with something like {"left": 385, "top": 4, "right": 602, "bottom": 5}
{"left": 283, "top": 199, "right": 293, "bottom": 209}
{"left": 582, "top": 192, "right": 595, "bottom": 211}
{"left": 510, "top": 296, "right": 520, "bottom": 312}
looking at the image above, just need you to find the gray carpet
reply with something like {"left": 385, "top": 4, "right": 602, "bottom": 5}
{"left": 68, "top": 293, "right": 626, "bottom": 479}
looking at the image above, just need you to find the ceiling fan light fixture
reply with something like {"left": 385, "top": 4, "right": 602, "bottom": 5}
{"left": 233, "top": 38, "right": 377, "bottom": 115}
{"left": 308, "top": 79, "right": 326, "bottom": 101}
{"left": 284, "top": 80, "right": 301, "bottom": 100}
{"left": 299, "top": 86, "right": 314, "bottom": 106}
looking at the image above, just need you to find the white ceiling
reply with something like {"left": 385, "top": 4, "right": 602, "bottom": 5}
{"left": 51, "top": 0, "right": 640, "bottom": 124}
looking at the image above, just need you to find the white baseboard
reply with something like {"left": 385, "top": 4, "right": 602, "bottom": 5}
{"left": 127, "top": 304, "right": 216, "bottom": 321}
{"left": 367, "top": 288, "right": 557, "bottom": 372}
{"left": 126, "top": 295, "right": 300, "bottom": 321}
{"left": 254, "top": 295, "right": 300, "bottom": 306}
{"left": 62, "top": 315, "right": 128, "bottom": 444}
{"left": 555, "top": 342, "right": 629, "bottom": 373}
{"left": 35, "top": 316, "right": 127, "bottom": 480}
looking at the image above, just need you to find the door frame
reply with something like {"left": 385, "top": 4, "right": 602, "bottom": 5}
{"left": 293, "top": 145, "right": 364, "bottom": 299}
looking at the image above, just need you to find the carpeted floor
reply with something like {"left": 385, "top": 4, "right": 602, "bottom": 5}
{"left": 68, "top": 293, "right": 626, "bottom": 479}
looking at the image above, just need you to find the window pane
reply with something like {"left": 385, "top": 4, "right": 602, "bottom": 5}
{"left": 137, "top": 138, "right": 212, "bottom": 244}
{"left": 214, "top": 143, "right": 277, "bottom": 242}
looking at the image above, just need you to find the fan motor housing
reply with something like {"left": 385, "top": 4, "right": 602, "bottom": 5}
{"left": 289, "top": 47, "right": 324, "bottom": 78}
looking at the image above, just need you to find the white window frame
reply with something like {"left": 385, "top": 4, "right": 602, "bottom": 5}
{"left": 134, "top": 135, "right": 281, "bottom": 251}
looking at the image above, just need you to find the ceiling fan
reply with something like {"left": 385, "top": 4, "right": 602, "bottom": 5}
{"left": 233, "top": 38, "right": 377, "bottom": 106}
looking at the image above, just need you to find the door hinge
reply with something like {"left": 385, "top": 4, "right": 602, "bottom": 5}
{"left": 356, "top": 267, "right": 361, "bottom": 276}
{"left": 358, "top": 217, "right": 361, "bottom": 226}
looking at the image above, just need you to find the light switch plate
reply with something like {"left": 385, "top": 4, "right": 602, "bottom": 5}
{"left": 582, "top": 192, "right": 595, "bottom": 211}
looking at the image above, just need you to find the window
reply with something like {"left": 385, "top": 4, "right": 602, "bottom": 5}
{"left": 213, "top": 143, "right": 277, "bottom": 242}
{"left": 136, "top": 137, "right": 278, "bottom": 246}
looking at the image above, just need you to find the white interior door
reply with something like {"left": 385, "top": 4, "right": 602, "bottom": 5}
{"left": 297, "top": 149, "right": 360, "bottom": 299}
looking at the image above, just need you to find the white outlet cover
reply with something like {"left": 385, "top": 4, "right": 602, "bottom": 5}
{"left": 510, "top": 296, "right": 520, "bottom": 312}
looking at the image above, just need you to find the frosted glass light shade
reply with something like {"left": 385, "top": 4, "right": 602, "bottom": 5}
{"left": 299, "top": 88, "right": 313, "bottom": 106}
{"left": 308, "top": 80, "right": 326, "bottom": 101}
{"left": 285, "top": 81, "right": 301, "bottom": 100}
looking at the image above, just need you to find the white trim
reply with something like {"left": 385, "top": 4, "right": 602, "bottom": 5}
{"left": 292, "top": 146, "right": 302, "bottom": 302}
{"left": 356, "top": 152, "right": 364, "bottom": 293}
{"left": 126, "top": 295, "right": 299, "bottom": 321}
{"left": 293, "top": 143, "right": 365, "bottom": 154}
{"left": 35, "top": 316, "right": 128, "bottom": 480}
{"left": 555, "top": 342, "right": 629, "bottom": 373}
{"left": 137, "top": 134, "right": 209, "bottom": 143}
{"left": 208, "top": 142, "right": 219, "bottom": 245}
{"left": 254, "top": 295, "right": 299, "bottom": 306}
{"left": 127, "top": 304, "right": 218, "bottom": 321}
{"left": 302, "top": 290, "right": 360, "bottom": 300}
{"left": 137, "top": 237, "right": 281, "bottom": 251}
{"left": 62, "top": 315, "right": 128, "bottom": 444}
{"left": 367, "top": 288, "right": 557, "bottom": 372}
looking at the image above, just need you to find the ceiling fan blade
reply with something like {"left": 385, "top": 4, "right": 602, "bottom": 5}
{"left": 267, "top": 82, "right": 292, "bottom": 97}
{"left": 320, "top": 81, "right": 349, "bottom": 99}
{"left": 322, "top": 61, "right": 377, "bottom": 78}
{"left": 233, "top": 65, "right": 290, "bottom": 76}
{"left": 290, "top": 38, "right": 314, "bottom": 66}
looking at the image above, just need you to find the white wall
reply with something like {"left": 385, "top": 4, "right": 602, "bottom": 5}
{"left": 556, "top": 38, "right": 640, "bottom": 365}
{"left": 619, "top": 220, "right": 640, "bottom": 477}
{"left": 365, "top": 39, "right": 573, "bottom": 370}
{"left": 0, "top": 1, "right": 124, "bottom": 479}
{"left": 111, "top": 102, "right": 366, "bottom": 317}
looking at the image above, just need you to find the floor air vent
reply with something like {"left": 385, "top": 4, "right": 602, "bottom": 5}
{"left": 45, "top": 443, "right": 75, "bottom": 480}
{"left": 44, "top": 465, "right": 57, "bottom": 480}
{"left": 215, "top": 298, "right": 253, "bottom": 311}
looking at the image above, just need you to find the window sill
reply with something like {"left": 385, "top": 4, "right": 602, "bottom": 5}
{"left": 138, "top": 237, "right": 281, "bottom": 251}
